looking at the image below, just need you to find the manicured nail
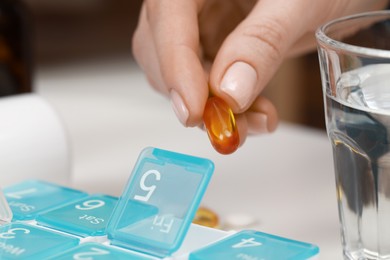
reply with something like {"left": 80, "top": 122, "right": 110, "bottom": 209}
{"left": 247, "top": 112, "right": 269, "bottom": 134}
{"left": 221, "top": 62, "right": 257, "bottom": 110}
{"left": 170, "top": 89, "right": 189, "bottom": 126}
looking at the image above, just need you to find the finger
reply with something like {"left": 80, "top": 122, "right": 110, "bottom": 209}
{"left": 287, "top": 32, "right": 318, "bottom": 58}
{"left": 145, "top": 0, "right": 208, "bottom": 127}
{"left": 234, "top": 95, "right": 278, "bottom": 149}
{"left": 132, "top": 4, "right": 166, "bottom": 93}
{"left": 246, "top": 95, "right": 278, "bottom": 135}
{"left": 235, "top": 113, "right": 248, "bottom": 147}
{"left": 209, "top": 0, "right": 315, "bottom": 113}
{"left": 229, "top": 95, "right": 277, "bottom": 150}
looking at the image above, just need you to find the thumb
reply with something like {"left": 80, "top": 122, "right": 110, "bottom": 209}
{"left": 209, "top": 0, "right": 313, "bottom": 113}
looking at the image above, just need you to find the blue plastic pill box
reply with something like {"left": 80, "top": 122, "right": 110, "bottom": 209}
{"left": 0, "top": 147, "right": 320, "bottom": 259}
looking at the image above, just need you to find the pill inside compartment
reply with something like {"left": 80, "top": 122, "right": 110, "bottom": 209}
{"left": 203, "top": 96, "right": 239, "bottom": 154}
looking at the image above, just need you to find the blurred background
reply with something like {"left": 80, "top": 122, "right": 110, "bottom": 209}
{"left": 3, "top": 0, "right": 325, "bottom": 130}
{"left": 29, "top": 0, "right": 141, "bottom": 67}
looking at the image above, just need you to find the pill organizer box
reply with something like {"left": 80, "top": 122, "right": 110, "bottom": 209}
{"left": 0, "top": 147, "right": 320, "bottom": 259}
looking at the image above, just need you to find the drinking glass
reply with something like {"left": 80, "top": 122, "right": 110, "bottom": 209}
{"left": 316, "top": 10, "right": 390, "bottom": 260}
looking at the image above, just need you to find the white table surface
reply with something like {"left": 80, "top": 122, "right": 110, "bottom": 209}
{"left": 35, "top": 58, "right": 342, "bottom": 259}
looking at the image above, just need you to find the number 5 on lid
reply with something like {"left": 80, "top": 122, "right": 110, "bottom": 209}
{"left": 107, "top": 147, "right": 214, "bottom": 258}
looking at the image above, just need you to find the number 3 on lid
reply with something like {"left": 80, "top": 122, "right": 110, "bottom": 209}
{"left": 107, "top": 147, "right": 214, "bottom": 258}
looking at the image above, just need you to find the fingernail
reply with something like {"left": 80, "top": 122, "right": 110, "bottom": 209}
{"left": 221, "top": 62, "right": 257, "bottom": 110}
{"left": 170, "top": 89, "right": 189, "bottom": 126}
{"left": 247, "top": 112, "right": 269, "bottom": 134}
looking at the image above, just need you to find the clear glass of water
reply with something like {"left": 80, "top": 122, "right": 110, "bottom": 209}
{"left": 316, "top": 11, "right": 390, "bottom": 260}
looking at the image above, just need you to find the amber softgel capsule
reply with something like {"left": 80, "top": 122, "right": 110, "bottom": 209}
{"left": 193, "top": 207, "right": 220, "bottom": 228}
{"left": 203, "top": 96, "right": 239, "bottom": 154}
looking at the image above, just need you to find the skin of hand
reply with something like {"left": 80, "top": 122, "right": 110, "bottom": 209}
{"left": 132, "top": 0, "right": 389, "bottom": 147}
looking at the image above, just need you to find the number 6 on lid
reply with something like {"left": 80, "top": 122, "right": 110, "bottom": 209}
{"left": 106, "top": 147, "right": 214, "bottom": 258}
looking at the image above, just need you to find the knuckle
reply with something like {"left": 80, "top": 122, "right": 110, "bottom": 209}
{"left": 159, "top": 44, "right": 189, "bottom": 83}
{"left": 241, "top": 19, "right": 288, "bottom": 61}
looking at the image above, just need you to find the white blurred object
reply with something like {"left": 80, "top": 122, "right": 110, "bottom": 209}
{"left": 0, "top": 94, "right": 70, "bottom": 186}
{"left": 0, "top": 189, "right": 11, "bottom": 224}
{"left": 223, "top": 213, "right": 259, "bottom": 231}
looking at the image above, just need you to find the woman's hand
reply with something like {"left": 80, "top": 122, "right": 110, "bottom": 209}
{"left": 132, "top": 0, "right": 389, "bottom": 147}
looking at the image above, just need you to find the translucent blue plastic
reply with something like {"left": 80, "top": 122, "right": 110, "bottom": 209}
{"left": 4, "top": 180, "right": 88, "bottom": 221}
{"left": 0, "top": 222, "right": 79, "bottom": 259}
{"left": 189, "top": 230, "right": 320, "bottom": 260}
{"left": 107, "top": 147, "right": 214, "bottom": 258}
{"left": 36, "top": 194, "right": 118, "bottom": 237}
{"left": 49, "top": 242, "right": 158, "bottom": 260}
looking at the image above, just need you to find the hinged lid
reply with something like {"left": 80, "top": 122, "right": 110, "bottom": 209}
{"left": 107, "top": 147, "right": 214, "bottom": 258}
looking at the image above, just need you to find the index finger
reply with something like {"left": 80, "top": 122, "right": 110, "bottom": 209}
{"left": 145, "top": 0, "right": 208, "bottom": 127}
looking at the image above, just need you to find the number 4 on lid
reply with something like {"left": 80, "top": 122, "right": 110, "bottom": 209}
{"left": 189, "top": 230, "right": 320, "bottom": 260}
{"left": 107, "top": 147, "right": 214, "bottom": 258}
